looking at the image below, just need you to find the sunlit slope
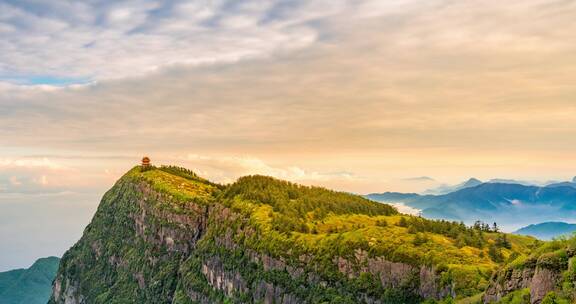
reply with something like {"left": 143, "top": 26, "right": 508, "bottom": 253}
{"left": 50, "top": 166, "right": 538, "bottom": 304}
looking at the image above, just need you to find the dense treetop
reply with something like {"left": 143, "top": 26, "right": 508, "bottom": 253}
{"left": 223, "top": 174, "right": 398, "bottom": 218}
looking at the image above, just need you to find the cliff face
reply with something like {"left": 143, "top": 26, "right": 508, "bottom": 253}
{"left": 50, "top": 176, "right": 201, "bottom": 304}
{"left": 483, "top": 243, "right": 576, "bottom": 304}
{"left": 482, "top": 267, "right": 559, "bottom": 304}
{"left": 48, "top": 166, "right": 532, "bottom": 303}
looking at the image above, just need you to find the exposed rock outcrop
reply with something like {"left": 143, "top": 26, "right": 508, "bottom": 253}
{"left": 483, "top": 268, "right": 535, "bottom": 303}
{"left": 335, "top": 250, "right": 454, "bottom": 300}
{"left": 483, "top": 264, "right": 563, "bottom": 303}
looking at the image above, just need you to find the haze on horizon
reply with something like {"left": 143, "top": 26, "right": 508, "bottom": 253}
{"left": 1, "top": 0, "right": 576, "bottom": 271}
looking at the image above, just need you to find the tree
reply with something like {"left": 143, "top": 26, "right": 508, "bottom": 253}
{"left": 496, "top": 234, "right": 511, "bottom": 249}
{"left": 376, "top": 219, "right": 387, "bottom": 227}
{"left": 541, "top": 291, "right": 570, "bottom": 304}
{"left": 398, "top": 217, "right": 408, "bottom": 227}
{"left": 488, "top": 245, "right": 503, "bottom": 262}
{"left": 413, "top": 233, "right": 429, "bottom": 246}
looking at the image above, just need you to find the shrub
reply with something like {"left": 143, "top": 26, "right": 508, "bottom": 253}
{"left": 537, "top": 251, "right": 568, "bottom": 271}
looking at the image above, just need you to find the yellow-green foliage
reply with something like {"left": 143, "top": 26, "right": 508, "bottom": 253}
{"left": 126, "top": 166, "right": 219, "bottom": 205}
{"left": 125, "top": 167, "right": 537, "bottom": 299}
{"left": 541, "top": 291, "right": 571, "bottom": 304}
{"left": 500, "top": 236, "right": 573, "bottom": 272}
{"left": 225, "top": 182, "right": 535, "bottom": 298}
{"left": 456, "top": 292, "right": 483, "bottom": 304}
{"left": 495, "top": 288, "right": 530, "bottom": 304}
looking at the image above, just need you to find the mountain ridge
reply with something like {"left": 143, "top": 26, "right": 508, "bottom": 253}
{"left": 48, "top": 165, "right": 537, "bottom": 303}
{"left": 366, "top": 181, "right": 576, "bottom": 229}
{"left": 514, "top": 222, "right": 576, "bottom": 240}
{"left": 423, "top": 178, "right": 483, "bottom": 195}
{"left": 0, "top": 256, "right": 60, "bottom": 304}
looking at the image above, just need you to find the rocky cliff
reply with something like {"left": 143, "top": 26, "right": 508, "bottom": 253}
{"left": 483, "top": 239, "right": 576, "bottom": 303}
{"left": 49, "top": 166, "right": 535, "bottom": 303}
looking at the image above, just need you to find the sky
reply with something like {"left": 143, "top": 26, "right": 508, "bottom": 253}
{"left": 2, "top": 0, "right": 576, "bottom": 270}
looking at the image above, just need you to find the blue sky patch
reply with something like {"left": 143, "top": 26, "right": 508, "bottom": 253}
{"left": 1, "top": 75, "right": 91, "bottom": 86}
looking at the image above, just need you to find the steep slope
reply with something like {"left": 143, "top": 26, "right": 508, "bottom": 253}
{"left": 0, "top": 256, "right": 60, "bottom": 304}
{"left": 484, "top": 236, "right": 576, "bottom": 304}
{"left": 49, "top": 166, "right": 536, "bottom": 303}
{"left": 514, "top": 222, "right": 576, "bottom": 241}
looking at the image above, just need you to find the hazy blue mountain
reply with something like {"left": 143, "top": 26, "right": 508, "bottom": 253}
{"left": 0, "top": 257, "right": 60, "bottom": 304}
{"left": 364, "top": 192, "right": 419, "bottom": 202}
{"left": 486, "top": 178, "right": 537, "bottom": 186}
{"left": 546, "top": 179, "right": 576, "bottom": 189}
{"left": 403, "top": 176, "right": 435, "bottom": 182}
{"left": 462, "top": 178, "right": 483, "bottom": 187}
{"left": 366, "top": 181, "right": 576, "bottom": 228}
{"left": 546, "top": 182, "right": 576, "bottom": 188}
{"left": 423, "top": 178, "right": 483, "bottom": 195}
{"left": 422, "top": 177, "right": 553, "bottom": 196}
{"left": 514, "top": 222, "right": 576, "bottom": 240}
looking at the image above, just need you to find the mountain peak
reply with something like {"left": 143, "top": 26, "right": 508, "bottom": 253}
{"left": 463, "top": 178, "right": 482, "bottom": 187}
{"left": 514, "top": 221, "right": 576, "bottom": 240}
{"left": 573, "top": 176, "right": 576, "bottom": 183}
{"left": 421, "top": 177, "right": 483, "bottom": 195}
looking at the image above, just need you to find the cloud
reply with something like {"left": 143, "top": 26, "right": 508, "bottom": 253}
{"left": 0, "top": 156, "right": 115, "bottom": 195}
{"left": 509, "top": 199, "right": 523, "bottom": 206}
{"left": 0, "top": 158, "right": 65, "bottom": 194}
{"left": 8, "top": 176, "right": 21, "bottom": 186}
{"left": 402, "top": 176, "right": 436, "bottom": 182}
{"left": 182, "top": 154, "right": 357, "bottom": 185}
{"left": 0, "top": 157, "right": 68, "bottom": 170}
{"left": 0, "top": 0, "right": 396, "bottom": 84}
{"left": 0, "top": 157, "right": 67, "bottom": 170}
{"left": 388, "top": 203, "right": 421, "bottom": 216}
{"left": 1, "top": 0, "right": 576, "bottom": 193}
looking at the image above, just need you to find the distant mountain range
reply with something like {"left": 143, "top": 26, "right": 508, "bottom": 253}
{"left": 0, "top": 257, "right": 59, "bottom": 304}
{"left": 366, "top": 177, "right": 576, "bottom": 230}
{"left": 514, "top": 222, "right": 576, "bottom": 240}
{"left": 545, "top": 178, "right": 576, "bottom": 189}
{"left": 422, "top": 178, "right": 482, "bottom": 195}
{"left": 422, "top": 177, "right": 575, "bottom": 195}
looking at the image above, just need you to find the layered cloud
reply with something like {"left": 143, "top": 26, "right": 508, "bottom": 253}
{"left": 182, "top": 153, "right": 357, "bottom": 184}
{"left": 0, "top": 0, "right": 402, "bottom": 84}
{"left": 0, "top": 157, "right": 66, "bottom": 170}
{"left": 0, "top": 157, "right": 68, "bottom": 194}
{"left": 1, "top": 0, "right": 576, "bottom": 188}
